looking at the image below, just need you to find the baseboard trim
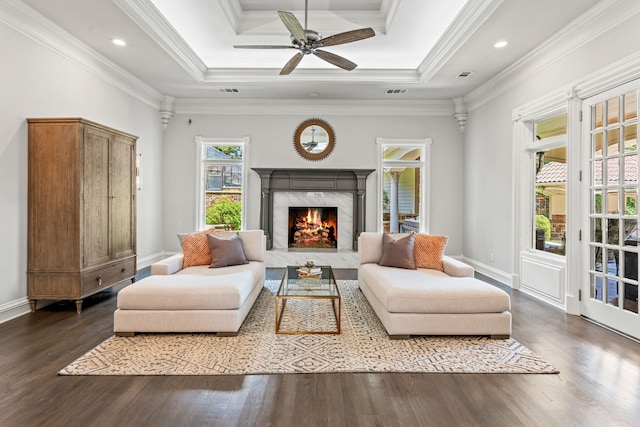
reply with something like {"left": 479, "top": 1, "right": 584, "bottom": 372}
{"left": 137, "top": 252, "right": 170, "bottom": 269}
{"left": 463, "top": 257, "right": 513, "bottom": 287}
{"left": 0, "top": 297, "right": 31, "bottom": 325}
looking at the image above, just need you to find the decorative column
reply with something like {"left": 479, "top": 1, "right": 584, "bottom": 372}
{"left": 389, "top": 171, "right": 400, "bottom": 233}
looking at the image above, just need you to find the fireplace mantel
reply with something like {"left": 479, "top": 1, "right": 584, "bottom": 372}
{"left": 252, "top": 168, "right": 374, "bottom": 250}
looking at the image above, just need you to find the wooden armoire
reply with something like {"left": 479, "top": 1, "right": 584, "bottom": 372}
{"left": 27, "top": 118, "right": 137, "bottom": 313}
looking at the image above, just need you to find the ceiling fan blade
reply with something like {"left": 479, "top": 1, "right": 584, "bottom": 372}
{"left": 319, "top": 28, "right": 375, "bottom": 47}
{"left": 233, "top": 45, "right": 296, "bottom": 49}
{"left": 278, "top": 11, "right": 307, "bottom": 45}
{"left": 280, "top": 52, "right": 305, "bottom": 75}
{"left": 313, "top": 49, "right": 357, "bottom": 71}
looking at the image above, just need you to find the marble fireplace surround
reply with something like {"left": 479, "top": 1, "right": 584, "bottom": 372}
{"left": 252, "top": 169, "right": 374, "bottom": 252}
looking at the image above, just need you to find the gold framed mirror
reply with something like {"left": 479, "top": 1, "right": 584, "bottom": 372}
{"left": 293, "top": 118, "right": 335, "bottom": 161}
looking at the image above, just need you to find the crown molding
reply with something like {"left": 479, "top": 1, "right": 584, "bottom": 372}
{"left": 512, "top": 88, "right": 572, "bottom": 122}
{"left": 465, "top": 0, "right": 640, "bottom": 111}
{"left": 573, "top": 50, "right": 640, "bottom": 100}
{"left": 173, "top": 98, "right": 454, "bottom": 116}
{"left": 203, "top": 67, "right": 421, "bottom": 83}
{"left": 0, "top": 0, "right": 163, "bottom": 109}
{"left": 114, "top": 0, "right": 207, "bottom": 81}
{"left": 220, "top": 0, "right": 394, "bottom": 35}
{"left": 417, "top": 0, "right": 504, "bottom": 82}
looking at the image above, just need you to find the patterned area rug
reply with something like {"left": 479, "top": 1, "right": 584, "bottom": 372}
{"left": 59, "top": 280, "right": 558, "bottom": 375}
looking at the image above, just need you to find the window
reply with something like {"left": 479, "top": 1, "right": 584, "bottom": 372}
{"left": 377, "top": 138, "right": 431, "bottom": 233}
{"left": 531, "top": 114, "right": 567, "bottom": 256}
{"left": 195, "top": 137, "right": 249, "bottom": 231}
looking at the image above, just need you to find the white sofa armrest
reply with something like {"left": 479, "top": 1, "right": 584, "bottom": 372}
{"left": 150, "top": 254, "right": 184, "bottom": 275}
{"left": 442, "top": 256, "right": 474, "bottom": 277}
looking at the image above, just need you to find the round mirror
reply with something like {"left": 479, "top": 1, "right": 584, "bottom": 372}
{"left": 293, "top": 118, "right": 335, "bottom": 161}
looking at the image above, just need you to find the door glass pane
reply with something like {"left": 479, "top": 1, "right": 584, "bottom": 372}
{"left": 623, "top": 283, "right": 638, "bottom": 313}
{"left": 591, "top": 272, "right": 603, "bottom": 301}
{"left": 607, "top": 188, "right": 620, "bottom": 213}
{"left": 592, "top": 217, "right": 603, "bottom": 244}
{"left": 607, "top": 97, "right": 620, "bottom": 125}
{"left": 623, "top": 157, "right": 637, "bottom": 184}
{"left": 624, "top": 188, "right": 637, "bottom": 213}
{"left": 592, "top": 102, "right": 603, "bottom": 130}
{"left": 624, "top": 124, "right": 637, "bottom": 151}
{"left": 607, "top": 128, "right": 620, "bottom": 155}
{"left": 593, "top": 159, "right": 603, "bottom": 185}
{"left": 593, "top": 189, "right": 603, "bottom": 214}
{"left": 624, "top": 90, "right": 637, "bottom": 121}
{"left": 606, "top": 158, "right": 619, "bottom": 185}
{"left": 607, "top": 218, "right": 620, "bottom": 245}
{"left": 593, "top": 132, "right": 603, "bottom": 156}
{"left": 592, "top": 244, "right": 603, "bottom": 271}
{"left": 606, "top": 279, "right": 619, "bottom": 306}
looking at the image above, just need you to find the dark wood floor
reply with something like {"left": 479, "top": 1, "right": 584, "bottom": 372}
{"left": 1, "top": 269, "right": 639, "bottom": 427}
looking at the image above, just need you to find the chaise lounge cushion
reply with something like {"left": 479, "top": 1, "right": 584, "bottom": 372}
{"left": 117, "top": 262, "right": 264, "bottom": 311}
{"left": 359, "top": 263, "right": 511, "bottom": 314}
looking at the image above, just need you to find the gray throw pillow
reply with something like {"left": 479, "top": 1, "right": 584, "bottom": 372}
{"left": 206, "top": 233, "right": 249, "bottom": 268}
{"left": 379, "top": 233, "right": 416, "bottom": 270}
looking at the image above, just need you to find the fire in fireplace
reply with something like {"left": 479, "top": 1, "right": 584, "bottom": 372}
{"left": 288, "top": 206, "right": 338, "bottom": 250}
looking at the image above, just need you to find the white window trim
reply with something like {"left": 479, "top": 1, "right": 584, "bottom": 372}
{"left": 376, "top": 137, "right": 431, "bottom": 233}
{"left": 194, "top": 136, "right": 250, "bottom": 231}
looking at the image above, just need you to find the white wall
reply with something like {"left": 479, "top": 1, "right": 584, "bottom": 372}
{"left": 463, "top": 5, "right": 640, "bottom": 280}
{"left": 161, "top": 111, "right": 465, "bottom": 255}
{"left": 0, "top": 16, "right": 164, "bottom": 322}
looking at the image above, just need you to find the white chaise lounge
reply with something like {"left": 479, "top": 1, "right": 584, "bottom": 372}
{"left": 358, "top": 232, "right": 512, "bottom": 339}
{"left": 114, "top": 230, "right": 266, "bottom": 336}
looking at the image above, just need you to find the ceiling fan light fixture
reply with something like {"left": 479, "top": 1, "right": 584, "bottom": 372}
{"left": 234, "top": 3, "right": 375, "bottom": 75}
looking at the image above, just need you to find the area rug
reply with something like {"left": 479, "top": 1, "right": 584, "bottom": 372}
{"left": 59, "top": 280, "right": 558, "bottom": 375}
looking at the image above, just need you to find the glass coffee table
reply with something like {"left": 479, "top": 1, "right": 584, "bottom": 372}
{"left": 275, "top": 265, "right": 341, "bottom": 334}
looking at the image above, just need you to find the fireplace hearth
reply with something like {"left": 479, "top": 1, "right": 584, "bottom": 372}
{"left": 288, "top": 207, "right": 337, "bottom": 250}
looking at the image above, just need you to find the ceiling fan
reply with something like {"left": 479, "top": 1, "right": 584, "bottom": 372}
{"left": 233, "top": 0, "right": 375, "bottom": 75}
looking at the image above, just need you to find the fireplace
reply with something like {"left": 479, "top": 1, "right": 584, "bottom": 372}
{"left": 288, "top": 206, "right": 337, "bottom": 250}
{"left": 252, "top": 168, "right": 374, "bottom": 251}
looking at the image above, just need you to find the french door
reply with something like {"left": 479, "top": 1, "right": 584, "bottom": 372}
{"left": 582, "top": 80, "right": 640, "bottom": 340}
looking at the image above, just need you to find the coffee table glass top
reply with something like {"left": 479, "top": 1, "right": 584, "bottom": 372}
{"left": 278, "top": 265, "right": 339, "bottom": 298}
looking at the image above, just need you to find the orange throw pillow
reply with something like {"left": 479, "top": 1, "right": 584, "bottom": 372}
{"left": 414, "top": 234, "right": 448, "bottom": 271}
{"left": 180, "top": 229, "right": 217, "bottom": 267}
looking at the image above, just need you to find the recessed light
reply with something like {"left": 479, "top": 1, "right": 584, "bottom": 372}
{"left": 111, "top": 38, "right": 127, "bottom": 46}
{"left": 309, "top": 92, "right": 319, "bottom": 97}
{"left": 494, "top": 40, "right": 508, "bottom": 49}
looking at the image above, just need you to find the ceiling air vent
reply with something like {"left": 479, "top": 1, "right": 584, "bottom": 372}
{"left": 386, "top": 89, "right": 408, "bottom": 94}
{"left": 218, "top": 88, "right": 239, "bottom": 93}
{"left": 456, "top": 71, "right": 473, "bottom": 79}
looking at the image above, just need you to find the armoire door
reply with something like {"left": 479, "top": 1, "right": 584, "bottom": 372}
{"left": 83, "top": 125, "right": 111, "bottom": 268}
{"left": 110, "top": 134, "right": 136, "bottom": 259}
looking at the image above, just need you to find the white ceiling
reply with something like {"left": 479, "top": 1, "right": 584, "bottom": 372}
{"left": 20, "top": 0, "right": 602, "bottom": 100}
